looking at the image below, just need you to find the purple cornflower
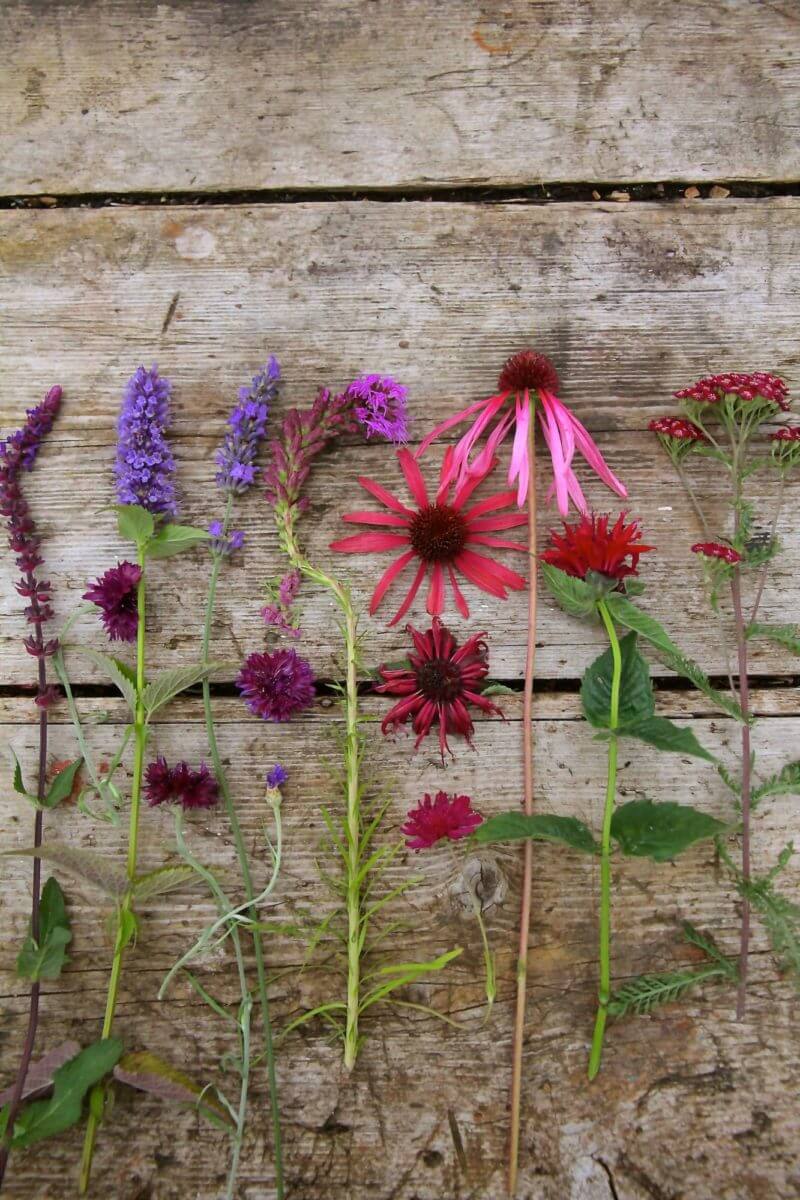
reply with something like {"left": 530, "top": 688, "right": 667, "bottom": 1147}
{"left": 115, "top": 365, "right": 177, "bottom": 515}
{"left": 347, "top": 374, "right": 409, "bottom": 444}
{"left": 145, "top": 756, "right": 219, "bottom": 810}
{"left": 236, "top": 648, "right": 316, "bottom": 722}
{"left": 0, "top": 386, "right": 63, "bottom": 663}
{"left": 209, "top": 520, "right": 246, "bottom": 557}
{"left": 266, "top": 764, "right": 288, "bottom": 789}
{"left": 83, "top": 561, "right": 142, "bottom": 642}
{"left": 216, "top": 359, "right": 280, "bottom": 494}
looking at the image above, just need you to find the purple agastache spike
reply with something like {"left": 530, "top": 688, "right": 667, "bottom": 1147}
{"left": 216, "top": 358, "right": 280, "bottom": 495}
{"left": 115, "top": 365, "right": 178, "bottom": 515}
{"left": 347, "top": 374, "right": 409, "bottom": 444}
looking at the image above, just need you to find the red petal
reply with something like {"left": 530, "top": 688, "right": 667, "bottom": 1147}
{"left": 463, "top": 490, "right": 519, "bottom": 520}
{"left": 369, "top": 549, "right": 417, "bottom": 614}
{"left": 343, "top": 511, "right": 411, "bottom": 527}
{"left": 357, "top": 475, "right": 414, "bottom": 515}
{"left": 388, "top": 561, "right": 428, "bottom": 627}
{"left": 458, "top": 548, "right": 526, "bottom": 590}
{"left": 427, "top": 562, "right": 445, "bottom": 616}
{"left": 397, "top": 448, "right": 429, "bottom": 509}
{"left": 469, "top": 534, "right": 529, "bottom": 552}
{"left": 454, "top": 554, "right": 508, "bottom": 598}
{"left": 330, "top": 532, "right": 410, "bottom": 553}
{"left": 447, "top": 566, "right": 470, "bottom": 618}
{"left": 468, "top": 512, "right": 528, "bottom": 531}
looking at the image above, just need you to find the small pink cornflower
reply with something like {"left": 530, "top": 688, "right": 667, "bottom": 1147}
{"left": 402, "top": 791, "right": 484, "bottom": 851}
{"left": 691, "top": 542, "right": 742, "bottom": 565}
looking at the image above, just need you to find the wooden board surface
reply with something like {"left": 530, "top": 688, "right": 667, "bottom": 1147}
{"left": 2, "top": 1, "right": 800, "bottom": 193}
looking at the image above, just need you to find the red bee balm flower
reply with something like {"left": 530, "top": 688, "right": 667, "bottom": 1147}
{"left": 691, "top": 542, "right": 742, "bottom": 565}
{"left": 376, "top": 618, "right": 502, "bottom": 759}
{"left": 330, "top": 448, "right": 527, "bottom": 625}
{"left": 402, "top": 791, "right": 484, "bottom": 851}
{"left": 541, "top": 512, "right": 653, "bottom": 583}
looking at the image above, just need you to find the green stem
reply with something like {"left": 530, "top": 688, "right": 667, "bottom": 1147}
{"left": 203, "top": 494, "right": 284, "bottom": 1199}
{"left": 80, "top": 549, "right": 147, "bottom": 1193}
{"left": 472, "top": 898, "right": 496, "bottom": 1020}
{"left": 588, "top": 599, "right": 622, "bottom": 1081}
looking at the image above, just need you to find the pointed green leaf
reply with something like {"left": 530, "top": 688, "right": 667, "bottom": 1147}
{"left": 474, "top": 811, "right": 598, "bottom": 854}
{"left": 146, "top": 524, "right": 210, "bottom": 559}
{"left": 43, "top": 759, "right": 83, "bottom": 809}
{"left": 5, "top": 844, "right": 128, "bottom": 897}
{"left": 142, "top": 663, "right": 227, "bottom": 717}
{"left": 133, "top": 864, "right": 197, "bottom": 903}
{"left": 16, "top": 878, "right": 72, "bottom": 982}
{"left": 753, "top": 761, "right": 800, "bottom": 805}
{"left": 10, "top": 748, "right": 32, "bottom": 798}
{"left": 66, "top": 646, "right": 137, "bottom": 711}
{"left": 611, "top": 798, "right": 726, "bottom": 862}
{"left": 746, "top": 622, "right": 800, "bottom": 656}
{"left": 619, "top": 715, "right": 715, "bottom": 761}
{"left": 540, "top": 563, "right": 597, "bottom": 618}
{"left": 115, "top": 504, "right": 154, "bottom": 546}
{"left": 581, "top": 632, "right": 654, "bottom": 729}
{"left": 113, "top": 1051, "right": 234, "bottom": 1127}
{"left": 11, "top": 1039, "right": 123, "bottom": 1148}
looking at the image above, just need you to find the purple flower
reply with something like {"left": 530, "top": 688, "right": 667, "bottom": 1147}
{"left": 216, "top": 359, "right": 280, "bottom": 494}
{"left": 278, "top": 570, "right": 300, "bottom": 607}
{"left": 347, "top": 374, "right": 409, "bottom": 444}
{"left": 83, "top": 561, "right": 142, "bottom": 642}
{"left": 115, "top": 365, "right": 177, "bottom": 515}
{"left": 262, "top": 570, "right": 302, "bottom": 638}
{"left": 209, "top": 521, "right": 246, "bottom": 557}
{"left": 236, "top": 648, "right": 316, "bottom": 722}
{"left": 266, "top": 764, "right": 288, "bottom": 789}
{"left": 145, "top": 756, "right": 219, "bottom": 810}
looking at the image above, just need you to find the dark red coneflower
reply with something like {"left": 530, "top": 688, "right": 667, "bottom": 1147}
{"left": 83, "top": 561, "right": 142, "bottom": 643}
{"left": 375, "top": 618, "right": 502, "bottom": 760}
{"left": 402, "top": 791, "right": 484, "bottom": 851}
{"left": 541, "top": 512, "right": 654, "bottom": 584}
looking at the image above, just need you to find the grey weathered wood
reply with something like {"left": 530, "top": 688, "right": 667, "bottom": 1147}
{"left": 2, "top": 0, "right": 799, "bottom": 193}
{"left": 1, "top": 695, "right": 798, "bottom": 1198}
{"left": 1, "top": 200, "right": 799, "bottom": 684}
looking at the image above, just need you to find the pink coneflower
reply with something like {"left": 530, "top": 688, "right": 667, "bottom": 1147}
{"left": 83, "top": 561, "right": 142, "bottom": 643}
{"left": 542, "top": 512, "right": 654, "bottom": 584}
{"left": 416, "top": 350, "right": 627, "bottom": 514}
{"left": 691, "top": 542, "right": 742, "bottom": 565}
{"left": 330, "top": 448, "right": 527, "bottom": 625}
{"left": 375, "top": 618, "right": 502, "bottom": 759}
{"left": 402, "top": 791, "right": 484, "bottom": 851}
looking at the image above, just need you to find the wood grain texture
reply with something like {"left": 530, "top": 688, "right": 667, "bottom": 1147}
{"left": 1, "top": 695, "right": 799, "bottom": 1199}
{"left": 2, "top": 0, "right": 799, "bottom": 193}
{"left": 1, "top": 200, "right": 800, "bottom": 683}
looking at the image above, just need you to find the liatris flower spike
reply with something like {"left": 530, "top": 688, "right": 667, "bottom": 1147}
{"left": 115, "top": 364, "right": 177, "bottom": 515}
{"left": 347, "top": 373, "right": 409, "bottom": 443}
{"left": 417, "top": 349, "right": 626, "bottom": 514}
{"left": 330, "top": 447, "right": 527, "bottom": 624}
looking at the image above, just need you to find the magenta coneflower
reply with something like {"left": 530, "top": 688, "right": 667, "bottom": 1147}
{"left": 417, "top": 350, "right": 627, "bottom": 514}
{"left": 402, "top": 791, "right": 484, "bottom": 851}
{"left": 330, "top": 448, "right": 527, "bottom": 625}
{"left": 83, "top": 561, "right": 142, "bottom": 642}
{"left": 236, "top": 648, "right": 316, "bottom": 722}
{"left": 375, "top": 618, "right": 502, "bottom": 759}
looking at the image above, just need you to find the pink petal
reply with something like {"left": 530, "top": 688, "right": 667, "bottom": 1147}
{"left": 416, "top": 395, "right": 494, "bottom": 459}
{"left": 468, "top": 409, "right": 514, "bottom": 478}
{"left": 508, "top": 391, "right": 531, "bottom": 505}
{"left": 458, "top": 548, "right": 527, "bottom": 590}
{"left": 452, "top": 460, "right": 499, "bottom": 510}
{"left": 447, "top": 565, "right": 470, "bottom": 618}
{"left": 469, "top": 513, "right": 528, "bottom": 532}
{"left": 462, "top": 490, "right": 519, "bottom": 520}
{"left": 397, "top": 448, "right": 429, "bottom": 508}
{"left": 469, "top": 534, "right": 528, "bottom": 552}
{"left": 568, "top": 409, "right": 628, "bottom": 498}
{"left": 388, "top": 561, "right": 428, "bottom": 626}
{"left": 436, "top": 446, "right": 455, "bottom": 504}
{"left": 427, "top": 562, "right": 445, "bottom": 616}
{"left": 357, "top": 476, "right": 415, "bottom": 516}
{"left": 369, "top": 549, "right": 417, "bottom": 614}
{"left": 450, "top": 393, "right": 507, "bottom": 481}
{"left": 538, "top": 397, "right": 570, "bottom": 515}
{"left": 454, "top": 553, "right": 508, "bottom": 598}
{"left": 343, "top": 511, "right": 411, "bottom": 527}
{"left": 330, "top": 532, "right": 410, "bottom": 553}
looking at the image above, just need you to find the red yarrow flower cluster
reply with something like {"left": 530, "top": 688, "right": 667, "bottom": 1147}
{"left": 375, "top": 618, "right": 502, "bottom": 759}
{"left": 331, "top": 448, "right": 527, "bottom": 625}
{"left": 402, "top": 791, "right": 484, "bottom": 851}
{"left": 691, "top": 542, "right": 742, "bottom": 565}
{"left": 83, "top": 561, "right": 142, "bottom": 642}
{"left": 541, "top": 512, "right": 653, "bottom": 583}
{"left": 675, "top": 372, "right": 789, "bottom": 411}
{"left": 648, "top": 416, "right": 708, "bottom": 442}
{"left": 770, "top": 427, "right": 800, "bottom": 441}
{"left": 145, "top": 757, "right": 219, "bottom": 810}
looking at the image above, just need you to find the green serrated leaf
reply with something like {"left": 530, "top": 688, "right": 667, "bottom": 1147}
{"left": 11, "top": 1038, "right": 123, "bottom": 1148}
{"left": 608, "top": 962, "right": 734, "bottom": 1018}
{"left": 43, "top": 759, "right": 83, "bottom": 810}
{"left": 656, "top": 646, "right": 745, "bottom": 723}
{"left": 146, "top": 523, "right": 210, "bottom": 559}
{"left": 619, "top": 715, "right": 715, "bottom": 761}
{"left": 482, "top": 682, "right": 517, "bottom": 697}
{"left": 752, "top": 761, "right": 800, "bottom": 805}
{"left": 113, "top": 1051, "right": 234, "bottom": 1127}
{"left": 603, "top": 593, "right": 680, "bottom": 656}
{"left": 746, "top": 622, "right": 800, "bottom": 655}
{"left": 133, "top": 864, "right": 197, "bottom": 903}
{"left": 5, "top": 844, "right": 128, "bottom": 897}
{"left": 16, "top": 877, "right": 72, "bottom": 982}
{"left": 474, "top": 811, "right": 598, "bottom": 854}
{"left": 681, "top": 921, "right": 736, "bottom": 973}
{"left": 115, "top": 504, "right": 154, "bottom": 546}
{"left": 611, "top": 798, "right": 727, "bottom": 862}
{"left": 66, "top": 646, "right": 138, "bottom": 711}
{"left": 142, "top": 663, "right": 226, "bottom": 717}
{"left": 540, "top": 563, "right": 597, "bottom": 619}
{"left": 11, "top": 748, "right": 32, "bottom": 799}
{"left": 581, "top": 632, "right": 654, "bottom": 729}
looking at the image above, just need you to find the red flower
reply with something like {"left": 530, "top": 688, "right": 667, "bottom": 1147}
{"left": 330, "top": 448, "right": 527, "bottom": 625}
{"left": 675, "top": 372, "right": 789, "bottom": 411}
{"left": 83, "top": 561, "right": 142, "bottom": 642}
{"left": 648, "top": 416, "right": 708, "bottom": 442}
{"left": 402, "top": 791, "right": 484, "bottom": 851}
{"left": 691, "top": 542, "right": 742, "bottom": 565}
{"left": 541, "top": 512, "right": 653, "bottom": 583}
{"left": 770, "top": 427, "right": 800, "bottom": 441}
{"left": 375, "top": 618, "right": 502, "bottom": 759}
{"left": 145, "top": 756, "right": 219, "bottom": 810}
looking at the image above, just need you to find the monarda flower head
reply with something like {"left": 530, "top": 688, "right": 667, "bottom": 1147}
{"left": 675, "top": 371, "right": 789, "bottom": 411}
{"left": 115, "top": 365, "right": 177, "bottom": 515}
{"left": 330, "top": 448, "right": 527, "bottom": 625}
{"left": 402, "top": 791, "right": 484, "bottom": 851}
{"left": 145, "top": 756, "right": 219, "bottom": 809}
{"left": 216, "top": 358, "right": 280, "bottom": 494}
{"left": 417, "top": 349, "right": 627, "bottom": 514}
{"left": 83, "top": 561, "right": 142, "bottom": 642}
{"left": 236, "top": 647, "right": 316, "bottom": 722}
{"left": 346, "top": 374, "right": 409, "bottom": 444}
{"left": 375, "top": 618, "right": 502, "bottom": 759}
{"left": 691, "top": 542, "right": 742, "bottom": 565}
{"left": 541, "top": 512, "right": 653, "bottom": 584}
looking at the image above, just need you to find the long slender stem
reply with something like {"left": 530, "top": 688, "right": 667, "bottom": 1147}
{"left": 731, "top": 568, "right": 752, "bottom": 1019}
{"left": 79, "top": 550, "right": 147, "bottom": 1194}
{"left": 750, "top": 472, "right": 786, "bottom": 625}
{"left": 588, "top": 599, "right": 622, "bottom": 1081}
{"left": 508, "top": 408, "right": 537, "bottom": 1196}
{"left": 202, "top": 496, "right": 284, "bottom": 1197}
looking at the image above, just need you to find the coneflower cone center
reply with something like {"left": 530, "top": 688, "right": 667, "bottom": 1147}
{"left": 498, "top": 350, "right": 559, "bottom": 395}
{"left": 417, "top": 658, "right": 463, "bottom": 702}
{"left": 409, "top": 503, "right": 468, "bottom": 562}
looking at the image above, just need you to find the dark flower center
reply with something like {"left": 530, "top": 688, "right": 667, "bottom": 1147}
{"left": 119, "top": 590, "right": 137, "bottom": 614}
{"left": 409, "top": 503, "right": 468, "bottom": 562}
{"left": 417, "top": 657, "right": 463, "bottom": 702}
{"left": 498, "top": 350, "right": 559, "bottom": 395}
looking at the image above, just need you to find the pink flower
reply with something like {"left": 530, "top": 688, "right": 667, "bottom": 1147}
{"left": 402, "top": 791, "right": 484, "bottom": 851}
{"left": 417, "top": 350, "right": 627, "bottom": 515}
{"left": 691, "top": 542, "right": 742, "bottom": 565}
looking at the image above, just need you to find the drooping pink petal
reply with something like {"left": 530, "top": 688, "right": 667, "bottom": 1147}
{"left": 435, "top": 446, "right": 456, "bottom": 504}
{"left": 508, "top": 391, "right": 531, "bottom": 505}
{"left": 342, "top": 511, "right": 411, "bottom": 528}
{"left": 330, "top": 531, "right": 410, "bottom": 553}
{"left": 468, "top": 513, "right": 528, "bottom": 532}
{"left": 468, "top": 409, "right": 515, "bottom": 478}
{"left": 538, "top": 398, "right": 570, "bottom": 515}
{"left": 450, "top": 393, "right": 508, "bottom": 481}
{"left": 397, "top": 448, "right": 429, "bottom": 508}
{"left": 388, "top": 560, "right": 428, "bottom": 627}
{"left": 357, "top": 475, "right": 414, "bottom": 515}
{"left": 462, "top": 490, "right": 519, "bottom": 520}
{"left": 452, "top": 458, "right": 500, "bottom": 510}
{"left": 369, "top": 549, "right": 417, "bottom": 614}
{"left": 416, "top": 395, "right": 495, "bottom": 459}
{"left": 567, "top": 408, "right": 627, "bottom": 499}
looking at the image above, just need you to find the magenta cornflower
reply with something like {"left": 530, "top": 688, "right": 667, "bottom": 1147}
{"left": 145, "top": 756, "right": 219, "bottom": 809}
{"left": 115, "top": 365, "right": 177, "bottom": 515}
{"left": 330, "top": 448, "right": 527, "bottom": 625}
{"left": 375, "top": 618, "right": 502, "bottom": 759}
{"left": 417, "top": 349, "right": 627, "bottom": 514}
{"left": 675, "top": 372, "right": 789, "bottom": 411}
{"left": 691, "top": 542, "right": 743, "bottom": 565}
{"left": 402, "top": 791, "right": 484, "bottom": 851}
{"left": 236, "top": 648, "right": 316, "bottom": 722}
{"left": 83, "top": 561, "right": 142, "bottom": 642}
{"left": 347, "top": 374, "right": 409, "bottom": 444}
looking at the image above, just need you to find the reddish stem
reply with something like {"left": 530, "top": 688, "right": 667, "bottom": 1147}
{"left": 730, "top": 567, "right": 751, "bottom": 1019}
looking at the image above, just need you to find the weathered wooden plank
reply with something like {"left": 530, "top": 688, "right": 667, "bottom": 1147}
{"left": 1, "top": 697, "right": 799, "bottom": 1198}
{"left": 2, "top": 0, "right": 799, "bottom": 193}
{"left": 2, "top": 201, "right": 799, "bottom": 683}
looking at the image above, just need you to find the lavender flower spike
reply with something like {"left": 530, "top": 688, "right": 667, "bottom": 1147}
{"left": 216, "top": 357, "right": 281, "bottom": 494}
{"left": 347, "top": 374, "right": 409, "bottom": 444}
{"left": 115, "top": 365, "right": 177, "bottom": 515}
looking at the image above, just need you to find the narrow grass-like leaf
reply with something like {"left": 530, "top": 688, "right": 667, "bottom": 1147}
{"left": 113, "top": 1051, "right": 234, "bottom": 1127}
